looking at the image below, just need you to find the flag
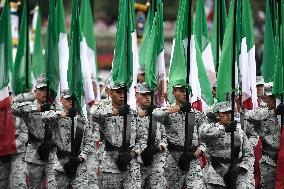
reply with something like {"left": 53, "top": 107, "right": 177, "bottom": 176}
{"left": 168, "top": 0, "right": 213, "bottom": 111}
{"left": 57, "top": 0, "right": 69, "bottom": 92}
{"left": 239, "top": 0, "right": 257, "bottom": 109}
{"left": 12, "top": 0, "right": 32, "bottom": 95}
{"left": 216, "top": 0, "right": 239, "bottom": 102}
{"left": 144, "top": 0, "right": 166, "bottom": 107}
{"left": 0, "top": 0, "right": 16, "bottom": 156}
{"left": 139, "top": 0, "right": 155, "bottom": 71}
{"left": 45, "top": 0, "right": 60, "bottom": 99}
{"left": 32, "top": 5, "right": 45, "bottom": 79}
{"left": 112, "top": 0, "right": 139, "bottom": 109}
{"left": 211, "top": 0, "right": 227, "bottom": 72}
{"left": 79, "top": 0, "right": 97, "bottom": 104}
{"left": 195, "top": 0, "right": 216, "bottom": 88}
{"left": 261, "top": 0, "right": 277, "bottom": 83}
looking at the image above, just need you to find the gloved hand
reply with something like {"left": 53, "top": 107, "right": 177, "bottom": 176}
{"left": 146, "top": 105, "right": 156, "bottom": 116}
{"left": 67, "top": 107, "right": 77, "bottom": 118}
{"left": 178, "top": 152, "right": 196, "bottom": 172}
{"left": 224, "top": 166, "right": 246, "bottom": 188}
{"left": 63, "top": 160, "right": 78, "bottom": 179}
{"left": 118, "top": 105, "right": 130, "bottom": 116}
{"left": 116, "top": 152, "right": 132, "bottom": 172}
{"left": 225, "top": 121, "right": 237, "bottom": 133}
{"left": 40, "top": 103, "right": 51, "bottom": 112}
{"left": 141, "top": 146, "right": 160, "bottom": 166}
{"left": 180, "top": 102, "right": 191, "bottom": 113}
{"left": 37, "top": 141, "right": 56, "bottom": 161}
{"left": 206, "top": 112, "right": 218, "bottom": 123}
{"left": 275, "top": 104, "right": 284, "bottom": 115}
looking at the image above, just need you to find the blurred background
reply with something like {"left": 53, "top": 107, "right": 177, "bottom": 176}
{"left": 1, "top": 0, "right": 267, "bottom": 76}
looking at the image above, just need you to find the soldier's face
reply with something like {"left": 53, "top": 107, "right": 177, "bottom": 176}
{"left": 218, "top": 111, "right": 232, "bottom": 126}
{"left": 264, "top": 95, "right": 276, "bottom": 110}
{"left": 61, "top": 97, "right": 73, "bottom": 110}
{"left": 256, "top": 85, "right": 264, "bottom": 97}
{"left": 34, "top": 87, "right": 47, "bottom": 103}
{"left": 136, "top": 92, "right": 151, "bottom": 109}
{"left": 111, "top": 88, "right": 125, "bottom": 106}
{"left": 173, "top": 87, "right": 186, "bottom": 104}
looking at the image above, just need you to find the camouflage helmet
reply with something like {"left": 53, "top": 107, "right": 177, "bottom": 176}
{"left": 136, "top": 83, "right": 151, "bottom": 94}
{"left": 60, "top": 89, "right": 71, "bottom": 99}
{"left": 215, "top": 101, "right": 232, "bottom": 113}
{"left": 35, "top": 73, "right": 47, "bottom": 89}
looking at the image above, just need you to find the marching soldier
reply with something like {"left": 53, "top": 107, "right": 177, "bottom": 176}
{"left": 91, "top": 83, "right": 147, "bottom": 189}
{"left": 42, "top": 89, "right": 95, "bottom": 188}
{"left": 200, "top": 101, "right": 254, "bottom": 189}
{"left": 0, "top": 89, "right": 28, "bottom": 189}
{"left": 135, "top": 83, "right": 167, "bottom": 188}
{"left": 11, "top": 74, "right": 57, "bottom": 188}
{"left": 246, "top": 82, "right": 283, "bottom": 188}
{"left": 153, "top": 84, "right": 206, "bottom": 189}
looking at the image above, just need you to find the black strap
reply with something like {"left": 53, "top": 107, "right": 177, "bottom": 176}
{"left": 74, "top": 118, "right": 85, "bottom": 156}
{"left": 184, "top": 112, "right": 195, "bottom": 152}
{"left": 233, "top": 131, "right": 241, "bottom": 159}
{"left": 147, "top": 116, "right": 157, "bottom": 146}
{"left": 124, "top": 114, "right": 132, "bottom": 149}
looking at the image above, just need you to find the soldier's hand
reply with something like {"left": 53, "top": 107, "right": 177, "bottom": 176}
{"left": 194, "top": 148, "right": 203, "bottom": 157}
{"left": 118, "top": 105, "right": 130, "bottom": 116}
{"left": 130, "top": 150, "right": 137, "bottom": 158}
{"left": 67, "top": 107, "right": 77, "bottom": 118}
{"left": 225, "top": 121, "right": 237, "bottom": 133}
{"left": 168, "top": 105, "right": 181, "bottom": 113}
{"left": 180, "top": 102, "right": 191, "bottom": 113}
{"left": 275, "top": 104, "right": 284, "bottom": 115}
{"left": 40, "top": 103, "right": 51, "bottom": 112}
{"left": 146, "top": 105, "right": 156, "bottom": 116}
{"left": 138, "top": 110, "right": 147, "bottom": 117}
{"left": 160, "top": 145, "right": 165, "bottom": 152}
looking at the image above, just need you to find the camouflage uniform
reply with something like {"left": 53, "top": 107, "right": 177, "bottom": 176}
{"left": 0, "top": 116, "right": 28, "bottom": 189}
{"left": 246, "top": 108, "right": 281, "bottom": 188}
{"left": 12, "top": 99, "right": 57, "bottom": 189}
{"left": 153, "top": 103, "right": 206, "bottom": 189}
{"left": 91, "top": 102, "right": 147, "bottom": 189}
{"left": 199, "top": 102, "right": 254, "bottom": 189}
{"left": 42, "top": 108, "right": 95, "bottom": 189}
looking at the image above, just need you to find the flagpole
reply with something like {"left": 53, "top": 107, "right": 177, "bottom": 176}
{"left": 26, "top": 0, "right": 29, "bottom": 90}
{"left": 184, "top": 0, "right": 192, "bottom": 153}
{"left": 122, "top": 0, "right": 129, "bottom": 151}
{"left": 230, "top": 0, "right": 238, "bottom": 170}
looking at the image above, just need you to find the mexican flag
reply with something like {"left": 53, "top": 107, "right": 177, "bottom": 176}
{"left": 168, "top": 0, "right": 213, "bottom": 111}
{"left": 261, "top": 0, "right": 277, "bottom": 83}
{"left": 79, "top": 0, "right": 97, "bottom": 104}
{"left": 195, "top": 0, "right": 216, "bottom": 88}
{"left": 32, "top": 5, "right": 45, "bottom": 79}
{"left": 112, "top": 0, "right": 138, "bottom": 109}
{"left": 216, "top": 0, "right": 257, "bottom": 110}
{"left": 211, "top": 0, "right": 227, "bottom": 72}
{"left": 144, "top": 0, "right": 166, "bottom": 107}
{"left": 167, "top": 0, "right": 213, "bottom": 110}
{"left": 12, "top": 0, "right": 32, "bottom": 95}
{"left": 0, "top": 0, "right": 16, "bottom": 156}
{"left": 239, "top": 0, "right": 257, "bottom": 109}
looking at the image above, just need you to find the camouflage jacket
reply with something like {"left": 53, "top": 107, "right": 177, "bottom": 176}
{"left": 152, "top": 103, "right": 206, "bottom": 152}
{"left": 91, "top": 103, "right": 147, "bottom": 173}
{"left": 14, "top": 116, "right": 28, "bottom": 153}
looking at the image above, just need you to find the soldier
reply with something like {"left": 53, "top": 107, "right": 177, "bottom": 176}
{"left": 91, "top": 83, "right": 147, "bottom": 189}
{"left": 199, "top": 101, "right": 254, "bottom": 189}
{"left": 0, "top": 89, "right": 28, "bottom": 189}
{"left": 256, "top": 76, "right": 266, "bottom": 108}
{"left": 11, "top": 74, "right": 57, "bottom": 188}
{"left": 153, "top": 84, "right": 206, "bottom": 189}
{"left": 135, "top": 83, "right": 167, "bottom": 188}
{"left": 246, "top": 82, "right": 283, "bottom": 188}
{"left": 42, "top": 89, "right": 95, "bottom": 188}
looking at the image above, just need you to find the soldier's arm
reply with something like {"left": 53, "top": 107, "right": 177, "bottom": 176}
{"left": 79, "top": 117, "right": 95, "bottom": 161}
{"left": 130, "top": 114, "right": 148, "bottom": 155}
{"left": 238, "top": 129, "right": 254, "bottom": 172}
{"left": 42, "top": 110, "right": 60, "bottom": 129}
{"left": 153, "top": 107, "right": 171, "bottom": 125}
{"left": 91, "top": 104, "right": 112, "bottom": 125}
{"left": 15, "top": 117, "right": 29, "bottom": 150}
{"left": 13, "top": 92, "right": 35, "bottom": 103}
{"left": 11, "top": 101, "right": 35, "bottom": 119}
{"left": 199, "top": 123, "right": 224, "bottom": 140}
{"left": 157, "top": 122, "right": 167, "bottom": 150}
